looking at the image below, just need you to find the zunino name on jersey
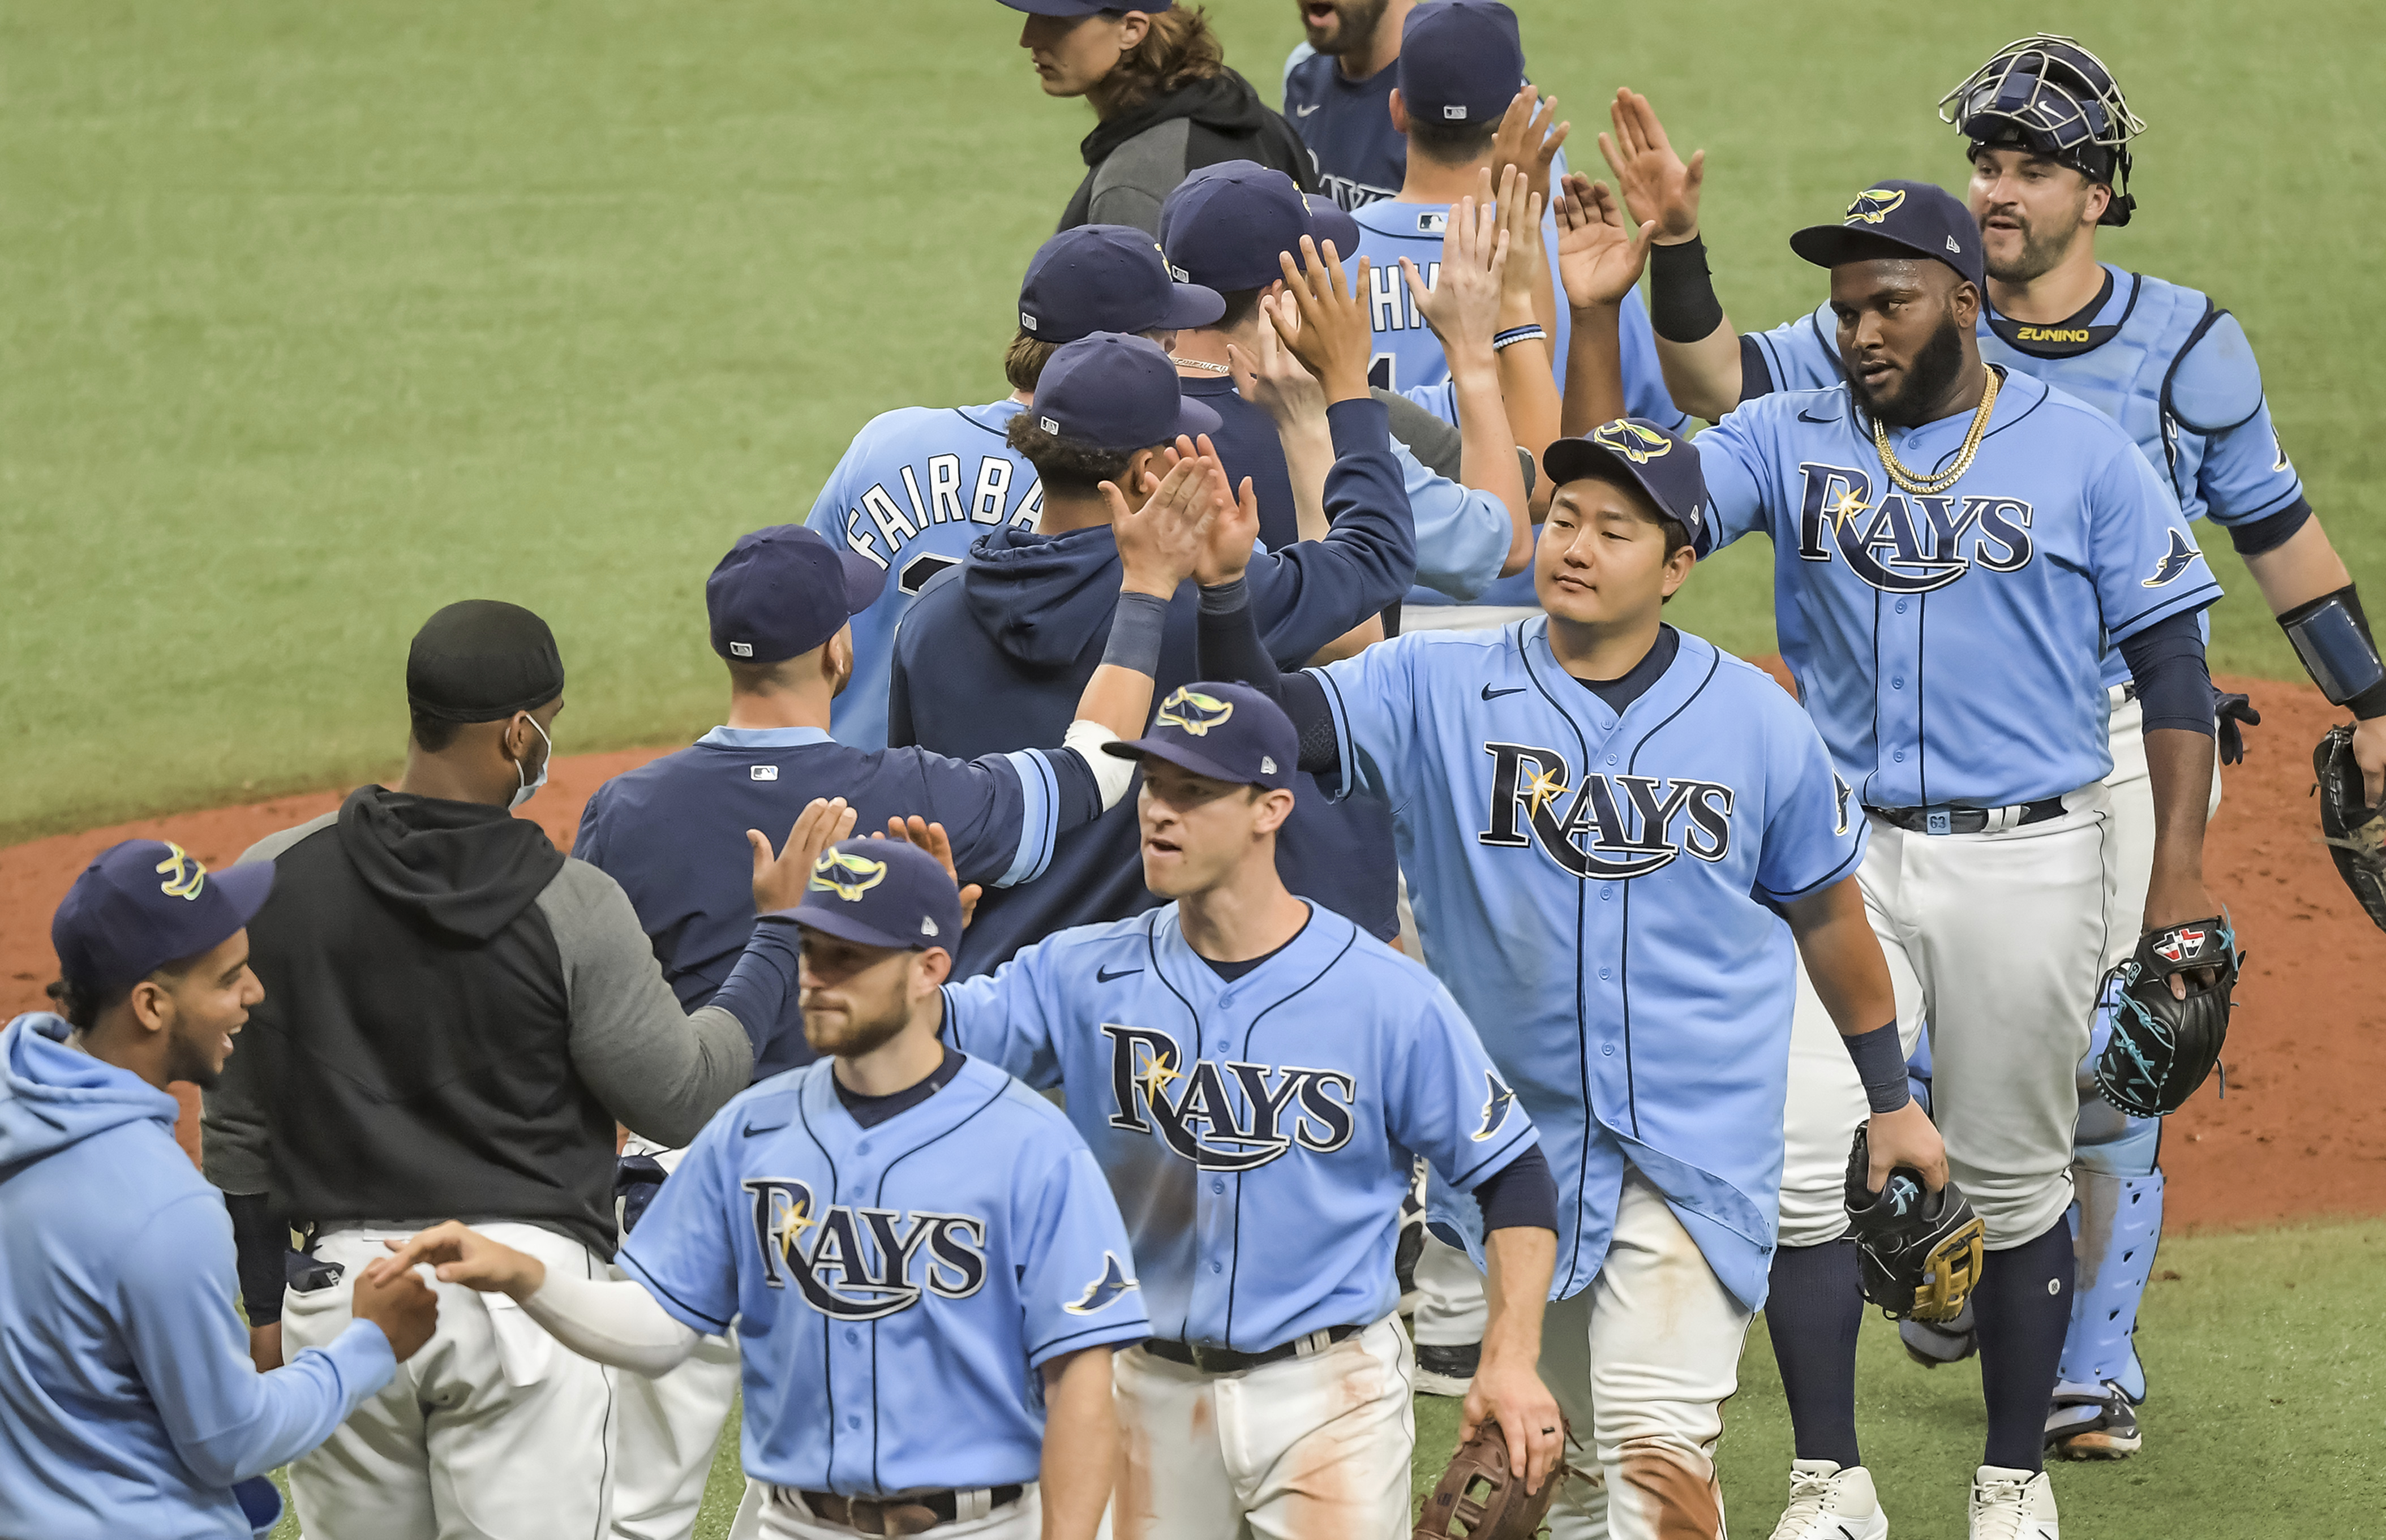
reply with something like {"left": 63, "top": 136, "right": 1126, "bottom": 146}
{"left": 740, "top": 1177, "right": 988, "bottom": 1320}
{"left": 1101, "top": 1023, "right": 1356, "bottom": 1171}
{"left": 1479, "top": 745, "right": 1738, "bottom": 879}
{"left": 1796, "top": 464, "right": 2035, "bottom": 593}
{"left": 836, "top": 452, "right": 1044, "bottom": 588}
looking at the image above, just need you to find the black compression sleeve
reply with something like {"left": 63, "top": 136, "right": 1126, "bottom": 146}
{"left": 2226, "top": 496, "right": 2312, "bottom": 557}
{"left": 1737, "top": 334, "right": 1776, "bottom": 402}
{"left": 1646, "top": 236, "right": 1725, "bottom": 343}
{"left": 225, "top": 1191, "right": 286, "bottom": 1326}
{"left": 1195, "top": 579, "right": 1342, "bottom": 774}
{"left": 1046, "top": 742, "right": 1102, "bottom": 829}
{"left": 1473, "top": 1145, "right": 1559, "bottom": 1233}
{"left": 2118, "top": 609, "right": 2217, "bottom": 736}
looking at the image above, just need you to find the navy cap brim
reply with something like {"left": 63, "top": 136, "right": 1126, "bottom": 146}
{"left": 1174, "top": 394, "right": 1224, "bottom": 441}
{"left": 1160, "top": 281, "right": 1226, "bottom": 332}
{"left": 786, "top": 905, "right": 938, "bottom": 953}
{"left": 1789, "top": 224, "right": 1979, "bottom": 287}
{"left": 1542, "top": 439, "right": 1692, "bottom": 534}
{"left": 998, "top": 0, "right": 1159, "bottom": 12}
{"left": 1103, "top": 735, "right": 1271, "bottom": 788}
{"left": 837, "top": 548, "right": 888, "bottom": 613}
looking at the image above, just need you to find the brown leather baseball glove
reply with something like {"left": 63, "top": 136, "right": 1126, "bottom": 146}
{"left": 1413, "top": 1414, "right": 1575, "bottom": 1539}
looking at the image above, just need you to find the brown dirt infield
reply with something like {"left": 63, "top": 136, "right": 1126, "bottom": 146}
{"left": 5, "top": 673, "right": 2378, "bottom": 1232}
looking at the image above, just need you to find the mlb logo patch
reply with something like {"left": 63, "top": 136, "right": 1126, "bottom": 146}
{"left": 1020, "top": 311, "right": 1037, "bottom": 332}
{"left": 728, "top": 642, "right": 753, "bottom": 657}
{"left": 1443, "top": 105, "right": 1466, "bottom": 120}
{"left": 750, "top": 765, "right": 778, "bottom": 782}
{"left": 1040, "top": 416, "right": 1060, "bottom": 433}
{"left": 1169, "top": 264, "right": 1191, "bottom": 282}
{"left": 1417, "top": 211, "right": 1447, "bottom": 234}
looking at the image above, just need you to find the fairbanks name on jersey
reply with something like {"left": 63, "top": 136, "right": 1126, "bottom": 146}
{"left": 942, "top": 903, "right": 1537, "bottom": 1352}
{"left": 616, "top": 1055, "right": 1148, "bottom": 1498}
{"left": 1696, "top": 368, "right": 2223, "bottom": 810}
{"left": 1311, "top": 624, "right": 1864, "bottom": 1310}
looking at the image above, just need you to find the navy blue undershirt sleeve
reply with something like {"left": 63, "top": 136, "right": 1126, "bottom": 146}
{"left": 1470, "top": 1143, "right": 1559, "bottom": 1233}
{"left": 1737, "top": 334, "right": 1776, "bottom": 402}
{"left": 706, "top": 915, "right": 804, "bottom": 1056}
{"left": 2225, "top": 496, "right": 2313, "bottom": 557}
{"left": 1195, "top": 579, "right": 1340, "bottom": 774}
{"left": 1047, "top": 745, "right": 1101, "bottom": 829}
{"left": 2117, "top": 609, "right": 2217, "bottom": 737}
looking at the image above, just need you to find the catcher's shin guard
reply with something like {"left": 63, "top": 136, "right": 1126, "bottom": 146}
{"left": 1844, "top": 1129, "right": 1985, "bottom": 1323}
{"left": 2059, "top": 1165, "right": 2161, "bottom": 1403}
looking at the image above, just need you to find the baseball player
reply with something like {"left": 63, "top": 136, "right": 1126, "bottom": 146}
{"left": 938, "top": 678, "right": 1564, "bottom": 1539}
{"left": 1191, "top": 412, "right": 1950, "bottom": 1539}
{"left": 1608, "top": 44, "right": 2385, "bottom": 1465}
{"left": 806, "top": 224, "right": 1222, "bottom": 750}
{"left": 1569, "top": 179, "right": 2227, "bottom": 1537}
{"left": 1280, "top": 0, "right": 1418, "bottom": 210}
{"left": 367, "top": 838, "right": 1151, "bottom": 1540}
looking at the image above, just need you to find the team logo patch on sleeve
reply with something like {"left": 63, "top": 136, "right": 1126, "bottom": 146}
{"left": 1063, "top": 1253, "right": 1140, "bottom": 1315}
{"left": 810, "top": 850, "right": 889, "bottom": 901}
{"left": 154, "top": 841, "right": 207, "bottom": 901}
{"left": 1843, "top": 187, "right": 1908, "bottom": 225}
{"left": 1473, "top": 1072, "right": 1517, "bottom": 1142}
{"left": 1156, "top": 687, "right": 1234, "bottom": 736}
{"left": 2142, "top": 528, "right": 2206, "bottom": 588}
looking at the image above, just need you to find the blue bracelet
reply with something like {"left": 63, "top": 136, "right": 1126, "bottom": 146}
{"left": 1492, "top": 325, "right": 1548, "bottom": 351}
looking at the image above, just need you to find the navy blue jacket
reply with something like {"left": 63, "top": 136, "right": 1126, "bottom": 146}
{"left": 890, "top": 398, "right": 1416, "bottom": 975}
{"left": 574, "top": 727, "right": 1095, "bottom": 1076}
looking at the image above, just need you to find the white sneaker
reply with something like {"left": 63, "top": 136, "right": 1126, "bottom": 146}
{"left": 1766, "top": 1461, "right": 1887, "bottom": 1540}
{"left": 1969, "top": 1465, "right": 2059, "bottom": 1539}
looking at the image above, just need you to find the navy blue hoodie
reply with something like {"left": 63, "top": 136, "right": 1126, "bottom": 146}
{"left": 890, "top": 399, "right": 1415, "bottom": 975}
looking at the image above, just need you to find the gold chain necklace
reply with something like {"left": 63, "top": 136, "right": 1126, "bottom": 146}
{"left": 1870, "top": 366, "right": 2001, "bottom": 496}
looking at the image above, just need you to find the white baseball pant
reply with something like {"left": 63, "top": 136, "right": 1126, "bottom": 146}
{"left": 1774, "top": 786, "right": 2114, "bottom": 1250}
{"left": 612, "top": 1141, "right": 741, "bottom": 1540}
{"left": 727, "top": 1483, "right": 1040, "bottom": 1540}
{"left": 1109, "top": 1313, "right": 1414, "bottom": 1540}
{"left": 1542, "top": 1168, "right": 1751, "bottom": 1540}
{"left": 281, "top": 1223, "right": 617, "bottom": 1540}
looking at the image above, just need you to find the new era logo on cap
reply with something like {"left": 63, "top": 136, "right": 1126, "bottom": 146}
{"left": 921, "top": 915, "right": 940, "bottom": 937}
{"left": 1947, "top": 235, "right": 1962, "bottom": 252}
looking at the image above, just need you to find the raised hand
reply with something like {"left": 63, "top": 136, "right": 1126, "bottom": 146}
{"left": 1106, "top": 441, "right": 1213, "bottom": 598}
{"left": 1271, "top": 236, "right": 1372, "bottom": 403}
{"left": 1492, "top": 164, "right": 1546, "bottom": 328}
{"left": 1491, "top": 85, "right": 1569, "bottom": 205}
{"left": 1228, "top": 291, "right": 1327, "bottom": 431}
{"left": 875, "top": 815, "right": 983, "bottom": 930}
{"left": 1597, "top": 88, "right": 1704, "bottom": 244}
{"left": 1555, "top": 174, "right": 1657, "bottom": 312}
{"left": 1402, "top": 168, "right": 1509, "bottom": 370}
{"left": 1192, "top": 434, "right": 1263, "bottom": 588}
{"left": 750, "top": 797, "right": 858, "bottom": 915}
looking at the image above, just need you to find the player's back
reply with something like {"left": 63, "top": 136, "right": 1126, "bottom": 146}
{"left": 805, "top": 401, "right": 1042, "bottom": 750}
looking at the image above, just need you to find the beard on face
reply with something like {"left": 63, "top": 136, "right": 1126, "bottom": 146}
{"left": 801, "top": 984, "right": 910, "bottom": 1059}
{"left": 1981, "top": 188, "right": 2091, "bottom": 285}
{"left": 1851, "top": 306, "right": 1968, "bottom": 428}
{"left": 1304, "top": 0, "right": 1389, "bottom": 54}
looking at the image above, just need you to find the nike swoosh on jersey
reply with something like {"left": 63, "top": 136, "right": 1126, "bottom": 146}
{"left": 1295, "top": 104, "right": 1320, "bottom": 117}
{"left": 741, "top": 1120, "right": 789, "bottom": 1138}
{"left": 1798, "top": 406, "right": 1840, "bottom": 424}
{"left": 1096, "top": 965, "right": 1143, "bottom": 983}
{"left": 1481, "top": 685, "right": 1527, "bottom": 700}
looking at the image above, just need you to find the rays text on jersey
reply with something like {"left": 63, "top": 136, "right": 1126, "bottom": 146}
{"left": 1479, "top": 743, "right": 1736, "bottom": 877}
{"left": 741, "top": 1178, "right": 988, "bottom": 1320}
{"left": 1796, "top": 463, "right": 2033, "bottom": 593}
{"left": 1100, "top": 1024, "right": 1356, "bottom": 1171}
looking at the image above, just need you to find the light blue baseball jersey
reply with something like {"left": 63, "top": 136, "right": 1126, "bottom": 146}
{"left": 1310, "top": 623, "right": 1864, "bottom": 1310}
{"left": 941, "top": 902, "right": 1537, "bottom": 1350}
{"left": 1696, "top": 369, "right": 2223, "bottom": 809}
{"left": 1741, "top": 268, "right": 2297, "bottom": 687}
{"left": 806, "top": 401, "right": 1044, "bottom": 750}
{"left": 616, "top": 1055, "right": 1149, "bottom": 1496}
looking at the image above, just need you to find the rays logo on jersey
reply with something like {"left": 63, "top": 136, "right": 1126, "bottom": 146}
{"left": 810, "top": 850, "right": 887, "bottom": 901}
{"left": 1156, "top": 687, "right": 1234, "bottom": 737}
{"left": 1478, "top": 745, "right": 1737, "bottom": 878}
{"left": 1796, "top": 463, "right": 2036, "bottom": 593}
{"left": 1844, "top": 187, "right": 1907, "bottom": 225}
{"left": 1473, "top": 1072, "right": 1517, "bottom": 1142}
{"left": 740, "top": 1178, "right": 988, "bottom": 1320}
{"left": 1063, "top": 1252, "right": 1140, "bottom": 1315}
{"left": 1100, "top": 1024, "right": 1357, "bottom": 1171}
{"left": 2142, "top": 528, "right": 2205, "bottom": 588}
{"left": 1591, "top": 419, "right": 1674, "bottom": 464}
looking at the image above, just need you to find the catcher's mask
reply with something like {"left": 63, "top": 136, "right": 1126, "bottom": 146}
{"left": 1939, "top": 34, "right": 2144, "bottom": 227}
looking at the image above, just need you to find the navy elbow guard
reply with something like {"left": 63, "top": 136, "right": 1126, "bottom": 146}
{"left": 2281, "top": 586, "right": 2386, "bottom": 718}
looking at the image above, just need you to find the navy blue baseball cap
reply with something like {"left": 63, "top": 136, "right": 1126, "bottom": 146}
{"left": 1303, "top": 194, "right": 1362, "bottom": 259}
{"left": 1030, "top": 332, "right": 1221, "bottom": 452}
{"left": 1019, "top": 225, "right": 1224, "bottom": 345}
{"left": 998, "top": 0, "right": 1171, "bottom": 12}
{"left": 1543, "top": 418, "right": 1709, "bottom": 544}
{"left": 52, "top": 839, "right": 276, "bottom": 995}
{"left": 1104, "top": 682, "right": 1298, "bottom": 791}
{"left": 707, "top": 525, "right": 888, "bottom": 665}
{"left": 788, "top": 838, "right": 965, "bottom": 953}
{"left": 1158, "top": 161, "right": 1314, "bottom": 292}
{"left": 1398, "top": 1, "right": 1524, "bottom": 126}
{"left": 1790, "top": 180, "right": 1986, "bottom": 291}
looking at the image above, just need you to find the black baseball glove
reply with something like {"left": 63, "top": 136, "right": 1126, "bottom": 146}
{"left": 2315, "top": 724, "right": 2386, "bottom": 933}
{"left": 1844, "top": 1127, "right": 1984, "bottom": 1323}
{"left": 2092, "top": 916, "right": 2240, "bottom": 1117}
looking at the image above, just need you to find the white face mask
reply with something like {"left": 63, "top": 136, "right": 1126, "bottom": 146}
{"left": 510, "top": 715, "right": 553, "bottom": 811}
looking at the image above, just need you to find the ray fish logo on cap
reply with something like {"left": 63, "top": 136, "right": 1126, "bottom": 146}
{"left": 1844, "top": 187, "right": 1908, "bottom": 225}
{"left": 809, "top": 849, "right": 888, "bottom": 902}
{"left": 155, "top": 842, "right": 207, "bottom": 901}
{"left": 1156, "top": 687, "right": 1234, "bottom": 737}
{"left": 1591, "top": 419, "right": 1675, "bottom": 465}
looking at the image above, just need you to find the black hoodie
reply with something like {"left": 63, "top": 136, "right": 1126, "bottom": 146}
{"left": 1060, "top": 69, "right": 1316, "bottom": 235}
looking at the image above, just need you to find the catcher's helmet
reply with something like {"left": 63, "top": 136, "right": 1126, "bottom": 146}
{"left": 1939, "top": 35, "right": 2144, "bottom": 226}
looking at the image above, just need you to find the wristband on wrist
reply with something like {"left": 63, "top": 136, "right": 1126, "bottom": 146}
{"left": 1646, "top": 234, "right": 1726, "bottom": 344}
{"left": 1102, "top": 589, "right": 1170, "bottom": 677}
{"left": 1198, "top": 576, "right": 1250, "bottom": 616}
{"left": 1841, "top": 1021, "right": 1913, "bottom": 1114}
{"left": 2280, "top": 584, "right": 2386, "bottom": 717}
{"left": 1492, "top": 325, "right": 1548, "bottom": 352}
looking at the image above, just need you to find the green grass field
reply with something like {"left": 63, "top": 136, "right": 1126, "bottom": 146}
{"left": 4, "top": 0, "right": 2380, "bottom": 842}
